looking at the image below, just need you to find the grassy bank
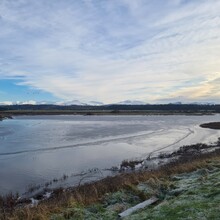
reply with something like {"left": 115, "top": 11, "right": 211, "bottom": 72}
{"left": 1, "top": 138, "right": 220, "bottom": 220}
{"left": 51, "top": 154, "right": 220, "bottom": 220}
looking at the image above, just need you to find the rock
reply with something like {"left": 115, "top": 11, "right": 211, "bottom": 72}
{"left": 143, "top": 160, "right": 158, "bottom": 170}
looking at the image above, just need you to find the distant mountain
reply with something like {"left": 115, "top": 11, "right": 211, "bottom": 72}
{"left": 0, "top": 100, "right": 37, "bottom": 105}
{"left": 0, "top": 100, "right": 59, "bottom": 105}
{"left": 0, "top": 100, "right": 102, "bottom": 106}
{"left": 168, "top": 101, "right": 215, "bottom": 105}
{"left": 189, "top": 102, "right": 215, "bottom": 105}
{"left": 56, "top": 100, "right": 104, "bottom": 106}
{"left": 0, "top": 99, "right": 216, "bottom": 106}
{"left": 56, "top": 100, "right": 87, "bottom": 106}
{"left": 0, "top": 101, "right": 13, "bottom": 105}
{"left": 0, "top": 99, "right": 147, "bottom": 106}
{"left": 115, "top": 100, "right": 147, "bottom": 105}
{"left": 55, "top": 100, "right": 146, "bottom": 106}
{"left": 169, "top": 102, "right": 182, "bottom": 105}
{"left": 87, "top": 101, "right": 104, "bottom": 106}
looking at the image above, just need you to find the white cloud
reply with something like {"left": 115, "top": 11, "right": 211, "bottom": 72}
{"left": 0, "top": 0, "right": 220, "bottom": 103}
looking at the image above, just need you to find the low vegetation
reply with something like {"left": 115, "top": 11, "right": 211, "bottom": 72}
{"left": 50, "top": 157, "right": 220, "bottom": 220}
{"left": 0, "top": 115, "right": 12, "bottom": 121}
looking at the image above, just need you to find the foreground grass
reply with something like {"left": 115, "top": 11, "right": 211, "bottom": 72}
{"left": 126, "top": 160, "right": 220, "bottom": 219}
{"left": 50, "top": 156, "right": 220, "bottom": 220}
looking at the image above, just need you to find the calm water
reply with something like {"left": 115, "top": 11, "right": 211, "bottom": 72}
{"left": 0, "top": 115, "right": 220, "bottom": 195}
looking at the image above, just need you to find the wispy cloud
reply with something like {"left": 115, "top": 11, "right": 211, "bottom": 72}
{"left": 0, "top": 0, "right": 220, "bottom": 103}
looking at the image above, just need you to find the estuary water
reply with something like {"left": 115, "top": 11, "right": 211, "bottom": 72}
{"left": 0, "top": 115, "right": 220, "bottom": 195}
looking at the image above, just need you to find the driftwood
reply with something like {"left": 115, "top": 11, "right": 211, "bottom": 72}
{"left": 118, "top": 196, "right": 158, "bottom": 218}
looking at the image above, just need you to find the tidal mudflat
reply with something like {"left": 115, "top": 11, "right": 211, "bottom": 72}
{"left": 0, "top": 115, "right": 220, "bottom": 195}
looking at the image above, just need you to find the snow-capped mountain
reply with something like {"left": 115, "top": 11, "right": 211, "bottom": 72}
{"left": 87, "top": 101, "right": 104, "bottom": 106}
{"left": 168, "top": 102, "right": 182, "bottom": 105}
{"left": 0, "top": 99, "right": 148, "bottom": 106}
{"left": 0, "top": 100, "right": 37, "bottom": 105}
{"left": 188, "top": 102, "right": 215, "bottom": 105}
{"left": 0, "top": 100, "right": 215, "bottom": 106}
{"left": 0, "top": 101, "right": 13, "bottom": 105}
{"left": 56, "top": 100, "right": 104, "bottom": 106}
{"left": 168, "top": 101, "right": 215, "bottom": 105}
{"left": 115, "top": 100, "right": 147, "bottom": 105}
{"left": 55, "top": 100, "right": 87, "bottom": 106}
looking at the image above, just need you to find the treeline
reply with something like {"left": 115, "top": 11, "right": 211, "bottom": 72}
{"left": 0, "top": 104, "right": 220, "bottom": 113}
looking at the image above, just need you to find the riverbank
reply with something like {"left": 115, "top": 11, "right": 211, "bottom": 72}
{"left": 51, "top": 152, "right": 220, "bottom": 220}
{"left": 1, "top": 137, "right": 220, "bottom": 220}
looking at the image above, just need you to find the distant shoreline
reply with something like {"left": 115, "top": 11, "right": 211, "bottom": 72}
{"left": 200, "top": 122, "right": 220, "bottom": 129}
{"left": 0, "top": 110, "right": 216, "bottom": 117}
{"left": 0, "top": 115, "right": 12, "bottom": 121}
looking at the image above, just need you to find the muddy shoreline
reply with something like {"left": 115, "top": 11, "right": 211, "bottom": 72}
{"left": 0, "top": 115, "right": 12, "bottom": 121}
{"left": 4, "top": 136, "right": 219, "bottom": 209}
{"left": 200, "top": 122, "right": 220, "bottom": 129}
{"left": 1, "top": 134, "right": 220, "bottom": 219}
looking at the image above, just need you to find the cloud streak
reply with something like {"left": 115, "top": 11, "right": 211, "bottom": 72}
{"left": 0, "top": 0, "right": 220, "bottom": 103}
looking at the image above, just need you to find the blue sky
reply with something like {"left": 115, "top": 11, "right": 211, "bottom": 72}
{"left": 0, "top": 0, "right": 220, "bottom": 104}
{"left": 0, "top": 79, "right": 58, "bottom": 104}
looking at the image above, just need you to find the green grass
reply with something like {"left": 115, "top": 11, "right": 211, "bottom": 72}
{"left": 125, "top": 162, "right": 220, "bottom": 220}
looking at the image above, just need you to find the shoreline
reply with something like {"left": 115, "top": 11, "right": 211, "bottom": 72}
{"left": 1, "top": 137, "right": 220, "bottom": 217}
{"left": 0, "top": 110, "right": 216, "bottom": 117}
{"left": 0, "top": 120, "right": 220, "bottom": 219}
{"left": 1, "top": 139, "right": 220, "bottom": 219}
{"left": 0, "top": 115, "right": 12, "bottom": 121}
{"left": 200, "top": 122, "right": 220, "bottom": 129}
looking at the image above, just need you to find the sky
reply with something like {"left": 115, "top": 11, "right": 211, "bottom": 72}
{"left": 0, "top": 0, "right": 220, "bottom": 104}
